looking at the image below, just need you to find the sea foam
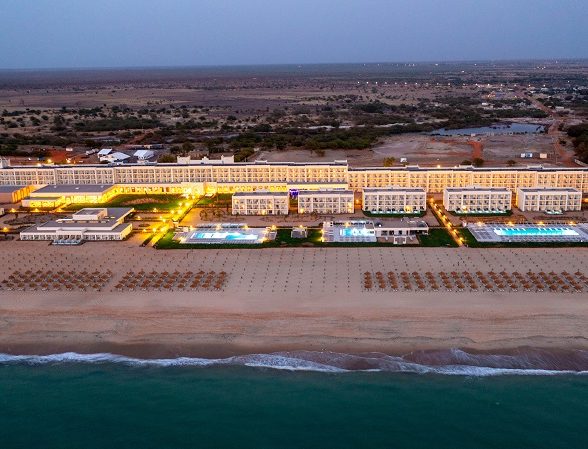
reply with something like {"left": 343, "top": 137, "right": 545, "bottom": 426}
{"left": 1, "top": 349, "right": 587, "bottom": 376}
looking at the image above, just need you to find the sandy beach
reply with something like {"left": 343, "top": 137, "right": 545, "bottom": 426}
{"left": 1, "top": 240, "right": 587, "bottom": 357}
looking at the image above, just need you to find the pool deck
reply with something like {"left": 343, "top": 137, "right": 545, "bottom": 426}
{"left": 466, "top": 223, "right": 588, "bottom": 243}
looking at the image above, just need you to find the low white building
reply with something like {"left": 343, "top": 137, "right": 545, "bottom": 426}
{"left": 362, "top": 187, "right": 426, "bottom": 214}
{"left": 22, "top": 184, "right": 118, "bottom": 208}
{"left": 231, "top": 191, "right": 289, "bottom": 215}
{"left": 97, "top": 148, "right": 113, "bottom": 158}
{"left": 298, "top": 189, "right": 354, "bottom": 214}
{"left": 134, "top": 149, "right": 155, "bottom": 161}
{"left": 516, "top": 187, "right": 582, "bottom": 212}
{"left": 443, "top": 186, "right": 512, "bottom": 213}
{"left": 321, "top": 218, "right": 428, "bottom": 244}
{"left": 20, "top": 207, "right": 133, "bottom": 242}
{"left": 99, "top": 150, "right": 130, "bottom": 163}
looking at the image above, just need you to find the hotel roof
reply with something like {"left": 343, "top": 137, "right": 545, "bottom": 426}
{"left": 232, "top": 191, "right": 289, "bottom": 197}
{"left": 0, "top": 185, "right": 27, "bottom": 193}
{"left": 298, "top": 189, "right": 354, "bottom": 195}
{"left": 32, "top": 184, "right": 115, "bottom": 195}
{"left": 517, "top": 187, "right": 582, "bottom": 193}
{"left": 25, "top": 207, "right": 133, "bottom": 230}
{"left": 363, "top": 187, "right": 426, "bottom": 192}
{"left": 1, "top": 160, "right": 588, "bottom": 171}
{"left": 444, "top": 186, "right": 511, "bottom": 192}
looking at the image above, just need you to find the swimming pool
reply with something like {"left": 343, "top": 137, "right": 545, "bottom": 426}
{"left": 193, "top": 231, "right": 258, "bottom": 241}
{"left": 175, "top": 225, "right": 275, "bottom": 244}
{"left": 494, "top": 227, "right": 579, "bottom": 237}
{"left": 339, "top": 228, "right": 375, "bottom": 238}
{"left": 467, "top": 223, "right": 588, "bottom": 243}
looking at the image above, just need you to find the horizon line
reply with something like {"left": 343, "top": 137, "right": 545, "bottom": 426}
{"left": 1, "top": 57, "right": 587, "bottom": 72}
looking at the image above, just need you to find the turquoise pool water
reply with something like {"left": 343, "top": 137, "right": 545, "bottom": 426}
{"left": 339, "top": 228, "right": 375, "bottom": 237}
{"left": 494, "top": 227, "right": 579, "bottom": 237}
{"left": 193, "top": 231, "right": 258, "bottom": 241}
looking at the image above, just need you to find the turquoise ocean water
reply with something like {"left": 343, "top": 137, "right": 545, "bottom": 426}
{"left": 1, "top": 350, "right": 587, "bottom": 449}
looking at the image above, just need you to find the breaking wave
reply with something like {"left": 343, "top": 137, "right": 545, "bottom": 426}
{"left": 1, "top": 348, "right": 587, "bottom": 376}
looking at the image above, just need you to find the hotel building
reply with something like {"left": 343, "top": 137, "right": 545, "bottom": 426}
{"left": 443, "top": 186, "right": 512, "bottom": 213}
{"left": 516, "top": 187, "right": 582, "bottom": 212}
{"left": 21, "top": 184, "right": 120, "bottom": 208}
{"left": 298, "top": 189, "right": 355, "bottom": 214}
{"left": 20, "top": 207, "right": 133, "bottom": 242}
{"left": 0, "top": 185, "right": 31, "bottom": 204}
{"left": 1, "top": 158, "right": 588, "bottom": 198}
{"left": 231, "top": 191, "right": 289, "bottom": 215}
{"left": 362, "top": 187, "right": 426, "bottom": 214}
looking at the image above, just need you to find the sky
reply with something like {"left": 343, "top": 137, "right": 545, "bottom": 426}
{"left": 0, "top": 0, "right": 587, "bottom": 69}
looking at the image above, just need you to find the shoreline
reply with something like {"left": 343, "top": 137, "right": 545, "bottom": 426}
{"left": 2, "top": 339, "right": 588, "bottom": 361}
{"left": 2, "top": 289, "right": 588, "bottom": 360}
{"left": 1, "top": 243, "right": 588, "bottom": 361}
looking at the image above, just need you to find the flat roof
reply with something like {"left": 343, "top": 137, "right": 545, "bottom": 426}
{"left": 363, "top": 187, "right": 426, "bottom": 193}
{"left": 518, "top": 187, "right": 582, "bottom": 193}
{"left": 22, "top": 222, "right": 131, "bottom": 234}
{"left": 444, "top": 186, "right": 511, "bottom": 192}
{"left": 2, "top": 161, "right": 586, "bottom": 172}
{"left": 0, "top": 185, "right": 27, "bottom": 193}
{"left": 33, "top": 184, "right": 115, "bottom": 195}
{"left": 298, "top": 189, "right": 353, "bottom": 196}
{"left": 73, "top": 207, "right": 107, "bottom": 216}
{"left": 232, "top": 191, "right": 289, "bottom": 197}
{"left": 27, "top": 207, "right": 132, "bottom": 230}
{"left": 374, "top": 218, "right": 429, "bottom": 229}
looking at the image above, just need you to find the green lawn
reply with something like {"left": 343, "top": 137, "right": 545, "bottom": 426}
{"left": 418, "top": 228, "right": 459, "bottom": 247}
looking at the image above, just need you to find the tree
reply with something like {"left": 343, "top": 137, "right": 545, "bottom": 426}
{"left": 51, "top": 115, "right": 66, "bottom": 132}
{"left": 506, "top": 159, "right": 516, "bottom": 166}
{"left": 158, "top": 154, "right": 177, "bottom": 163}
{"left": 472, "top": 157, "right": 484, "bottom": 167}
{"left": 461, "top": 159, "right": 472, "bottom": 165}
{"left": 383, "top": 157, "right": 396, "bottom": 167}
{"left": 181, "top": 141, "right": 194, "bottom": 154}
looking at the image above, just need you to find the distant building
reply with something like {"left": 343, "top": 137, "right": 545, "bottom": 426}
{"left": 97, "top": 148, "right": 113, "bottom": 158}
{"left": 20, "top": 207, "right": 133, "bottom": 242}
{"left": 133, "top": 149, "right": 155, "bottom": 161}
{"left": 231, "top": 191, "right": 289, "bottom": 215}
{"left": 99, "top": 151, "right": 130, "bottom": 163}
{"left": 298, "top": 190, "right": 354, "bottom": 214}
{"left": 443, "top": 187, "right": 512, "bottom": 213}
{"left": 516, "top": 187, "right": 582, "bottom": 212}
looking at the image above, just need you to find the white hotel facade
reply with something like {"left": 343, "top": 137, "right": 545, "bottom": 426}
{"left": 443, "top": 187, "right": 513, "bottom": 213}
{"left": 1, "top": 158, "right": 587, "bottom": 197}
{"left": 297, "top": 190, "right": 355, "bottom": 214}
{"left": 362, "top": 187, "right": 427, "bottom": 214}
{"left": 231, "top": 191, "right": 289, "bottom": 216}
{"left": 516, "top": 187, "right": 582, "bottom": 212}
